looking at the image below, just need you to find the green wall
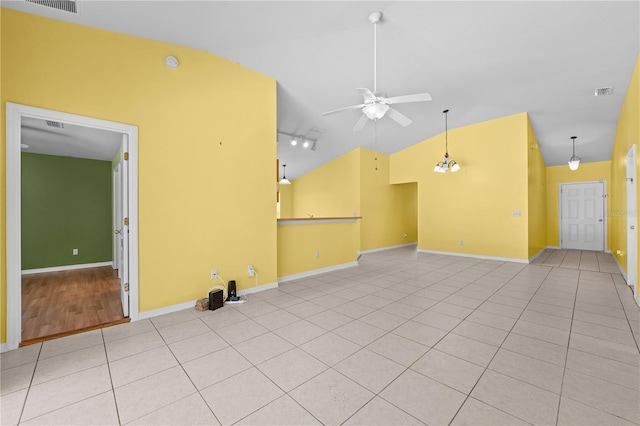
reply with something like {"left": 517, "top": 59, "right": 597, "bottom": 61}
{"left": 21, "top": 153, "right": 113, "bottom": 270}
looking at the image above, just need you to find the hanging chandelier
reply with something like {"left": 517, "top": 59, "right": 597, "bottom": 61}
{"left": 434, "top": 109, "right": 460, "bottom": 173}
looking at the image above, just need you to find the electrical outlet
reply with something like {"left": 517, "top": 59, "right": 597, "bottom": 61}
{"left": 248, "top": 264, "right": 255, "bottom": 277}
{"left": 211, "top": 269, "right": 218, "bottom": 279}
{"left": 72, "top": 248, "right": 78, "bottom": 255}
{"left": 316, "top": 250, "right": 320, "bottom": 258}
{"left": 460, "top": 240, "right": 464, "bottom": 246}
{"left": 403, "top": 233, "right": 407, "bottom": 239}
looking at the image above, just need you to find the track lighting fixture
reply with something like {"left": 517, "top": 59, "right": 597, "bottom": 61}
{"left": 279, "top": 131, "right": 318, "bottom": 151}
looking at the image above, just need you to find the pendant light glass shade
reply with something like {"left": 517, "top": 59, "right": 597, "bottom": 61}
{"left": 568, "top": 136, "right": 581, "bottom": 171}
{"left": 279, "top": 164, "right": 291, "bottom": 185}
{"left": 434, "top": 109, "right": 460, "bottom": 173}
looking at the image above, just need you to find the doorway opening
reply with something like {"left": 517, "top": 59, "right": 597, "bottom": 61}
{"left": 5, "top": 103, "right": 139, "bottom": 351}
{"left": 559, "top": 181, "right": 606, "bottom": 251}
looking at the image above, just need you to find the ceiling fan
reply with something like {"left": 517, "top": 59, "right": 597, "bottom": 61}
{"left": 322, "top": 11, "right": 432, "bottom": 131}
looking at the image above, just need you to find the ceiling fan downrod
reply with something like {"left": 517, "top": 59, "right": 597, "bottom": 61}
{"left": 369, "top": 11, "right": 382, "bottom": 94}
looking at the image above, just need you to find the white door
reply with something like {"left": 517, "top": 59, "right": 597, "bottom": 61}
{"left": 120, "top": 135, "right": 130, "bottom": 317}
{"left": 560, "top": 181, "right": 605, "bottom": 251}
{"left": 113, "top": 163, "right": 123, "bottom": 277}
{"left": 627, "top": 145, "right": 637, "bottom": 288}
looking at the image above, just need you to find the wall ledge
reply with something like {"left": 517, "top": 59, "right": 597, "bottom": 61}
{"left": 22, "top": 261, "right": 114, "bottom": 275}
{"left": 278, "top": 261, "right": 358, "bottom": 283}
{"left": 278, "top": 217, "right": 361, "bottom": 225}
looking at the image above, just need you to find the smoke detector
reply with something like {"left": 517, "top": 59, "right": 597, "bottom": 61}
{"left": 165, "top": 56, "right": 179, "bottom": 69}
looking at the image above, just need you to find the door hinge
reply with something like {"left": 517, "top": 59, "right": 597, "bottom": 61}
{"left": 124, "top": 152, "right": 129, "bottom": 161}
{"left": 124, "top": 283, "right": 129, "bottom": 291}
{"left": 124, "top": 217, "right": 129, "bottom": 226}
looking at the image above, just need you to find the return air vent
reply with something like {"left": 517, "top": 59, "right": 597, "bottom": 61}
{"left": 594, "top": 87, "right": 613, "bottom": 97}
{"left": 25, "top": 0, "right": 78, "bottom": 14}
{"left": 45, "top": 120, "right": 64, "bottom": 129}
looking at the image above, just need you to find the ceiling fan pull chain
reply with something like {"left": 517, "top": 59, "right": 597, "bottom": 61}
{"left": 374, "top": 120, "right": 379, "bottom": 171}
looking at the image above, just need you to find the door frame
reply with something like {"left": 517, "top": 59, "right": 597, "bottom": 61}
{"left": 626, "top": 145, "right": 637, "bottom": 289}
{"left": 5, "top": 102, "right": 140, "bottom": 351}
{"left": 559, "top": 180, "right": 607, "bottom": 251}
{"left": 113, "top": 162, "right": 123, "bottom": 277}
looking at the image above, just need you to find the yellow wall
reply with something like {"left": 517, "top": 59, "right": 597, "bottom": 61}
{"left": 359, "top": 148, "right": 417, "bottom": 251}
{"left": 1, "top": 9, "right": 277, "bottom": 341}
{"left": 391, "top": 113, "right": 529, "bottom": 260}
{"left": 391, "top": 113, "right": 530, "bottom": 260}
{"left": 611, "top": 55, "right": 640, "bottom": 297}
{"left": 546, "top": 161, "right": 612, "bottom": 249}
{"left": 292, "top": 149, "right": 360, "bottom": 218}
{"left": 289, "top": 147, "right": 418, "bottom": 252}
{"left": 278, "top": 183, "right": 293, "bottom": 219}
{"left": 527, "top": 116, "right": 547, "bottom": 258}
{"left": 277, "top": 221, "right": 359, "bottom": 278}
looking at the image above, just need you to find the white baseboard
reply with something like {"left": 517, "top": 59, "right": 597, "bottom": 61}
{"left": 278, "top": 261, "right": 359, "bottom": 283}
{"left": 358, "top": 243, "right": 417, "bottom": 256}
{"left": 528, "top": 247, "right": 547, "bottom": 263}
{"left": 238, "top": 281, "right": 278, "bottom": 296}
{"left": 418, "top": 249, "right": 529, "bottom": 264}
{"left": 0, "top": 342, "right": 11, "bottom": 353}
{"left": 545, "top": 245, "right": 561, "bottom": 250}
{"left": 612, "top": 254, "right": 628, "bottom": 281}
{"left": 635, "top": 293, "right": 640, "bottom": 307}
{"left": 138, "top": 282, "right": 279, "bottom": 320}
{"left": 138, "top": 299, "right": 197, "bottom": 321}
{"left": 22, "top": 261, "right": 113, "bottom": 275}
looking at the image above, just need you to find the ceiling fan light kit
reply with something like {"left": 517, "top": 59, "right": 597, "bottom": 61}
{"left": 568, "top": 136, "right": 581, "bottom": 171}
{"left": 321, "top": 11, "right": 432, "bottom": 130}
{"left": 434, "top": 109, "right": 460, "bottom": 173}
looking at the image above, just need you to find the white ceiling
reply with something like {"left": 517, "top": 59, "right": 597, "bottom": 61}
{"left": 21, "top": 116, "right": 122, "bottom": 161}
{"left": 4, "top": 1, "right": 639, "bottom": 178}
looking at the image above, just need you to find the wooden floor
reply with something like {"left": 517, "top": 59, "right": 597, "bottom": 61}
{"left": 22, "top": 266, "right": 125, "bottom": 342}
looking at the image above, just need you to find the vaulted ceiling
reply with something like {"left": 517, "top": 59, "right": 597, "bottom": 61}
{"left": 5, "top": 1, "right": 639, "bottom": 178}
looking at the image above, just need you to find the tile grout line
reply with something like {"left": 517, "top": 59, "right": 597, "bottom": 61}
{"left": 101, "top": 329, "right": 123, "bottom": 426}
{"left": 16, "top": 342, "right": 44, "bottom": 426}
{"left": 611, "top": 273, "right": 640, "bottom": 353}
{"left": 151, "top": 314, "right": 225, "bottom": 426}
{"left": 447, "top": 261, "right": 555, "bottom": 426}
{"left": 554, "top": 268, "right": 581, "bottom": 426}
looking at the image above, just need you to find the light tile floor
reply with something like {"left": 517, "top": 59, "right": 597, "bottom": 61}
{"left": 2, "top": 248, "right": 639, "bottom": 425}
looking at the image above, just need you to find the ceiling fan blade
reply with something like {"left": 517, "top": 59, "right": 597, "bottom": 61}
{"left": 386, "top": 107, "right": 413, "bottom": 127}
{"left": 353, "top": 113, "right": 369, "bottom": 131}
{"left": 322, "top": 104, "right": 366, "bottom": 116}
{"left": 386, "top": 93, "right": 432, "bottom": 104}
{"left": 355, "top": 88, "right": 377, "bottom": 101}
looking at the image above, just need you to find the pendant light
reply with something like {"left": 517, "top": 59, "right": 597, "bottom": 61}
{"left": 279, "top": 164, "right": 291, "bottom": 185}
{"left": 568, "top": 136, "right": 581, "bottom": 171}
{"left": 433, "top": 109, "right": 460, "bottom": 173}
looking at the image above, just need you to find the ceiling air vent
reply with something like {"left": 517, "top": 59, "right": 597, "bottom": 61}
{"left": 594, "top": 87, "right": 613, "bottom": 97}
{"left": 45, "top": 120, "right": 64, "bottom": 129}
{"left": 25, "top": 0, "right": 78, "bottom": 14}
